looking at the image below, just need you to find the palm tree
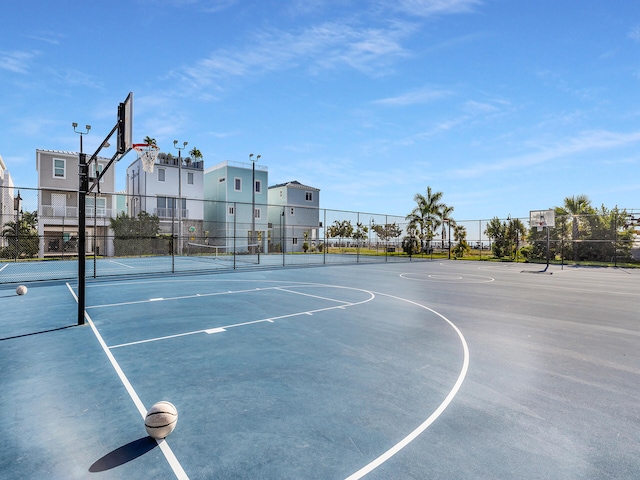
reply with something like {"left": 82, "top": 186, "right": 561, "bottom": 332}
{"left": 438, "top": 204, "right": 455, "bottom": 248}
{"left": 1, "top": 210, "right": 39, "bottom": 259}
{"left": 189, "top": 147, "right": 202, "bottom": 160}
{"left": 406, "top": 187, "right": 444, "bottom": 252}
{"left": 558, "top": 194, "right": 593, "bottom": 261}
{"left": 143, "top": 136, "right": 157, "bottom": 146}
{"left": 451, "top": 224, "right": 470, "bottom": 259}
{"left": 188, "top": 147, "right": 203, "bottom": 166}
{"left": 506, "top": 218, "right": 526, "bottom": 260}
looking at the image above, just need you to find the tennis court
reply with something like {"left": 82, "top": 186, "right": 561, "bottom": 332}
{"left": 1, "top": 260, "right": 639, "bottom": 479}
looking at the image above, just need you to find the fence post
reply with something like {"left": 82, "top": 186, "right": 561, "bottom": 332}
{"left": 323, "top": 209, "right": 326, "bottom": 265}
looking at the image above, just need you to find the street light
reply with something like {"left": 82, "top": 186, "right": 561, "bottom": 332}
{"left": 250, "top": 153, "right": 260, "bottom": 254}
{"left": 174, "top": 140, "right": 188, "bottom": 254}
{"left": 13, "top": 191, "right": 22, "bottom": 261}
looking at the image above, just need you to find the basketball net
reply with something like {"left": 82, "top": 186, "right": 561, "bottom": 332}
{"left": 132, "top": 143, "right": 160, "bottom": 173}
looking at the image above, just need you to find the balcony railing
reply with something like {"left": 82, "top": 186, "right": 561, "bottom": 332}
{"left": 155, "top": 208, "right": 189, "bottom": 219}
{"left": 40, "top": 204, "right": 113, "bottom": 218}
{"left": 40, "top": 205, "right": 78, "bottom": 218}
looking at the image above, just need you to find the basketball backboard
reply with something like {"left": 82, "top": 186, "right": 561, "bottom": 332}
{"left": 117, "top": 92, "right": 133, "bottom": 154}
{"left": 530, "top": 209, "right": 555, "bottom": 230}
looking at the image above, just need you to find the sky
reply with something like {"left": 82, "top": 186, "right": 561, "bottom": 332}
{"left": 1, "top": 0, "right": 640, "bottom": 220}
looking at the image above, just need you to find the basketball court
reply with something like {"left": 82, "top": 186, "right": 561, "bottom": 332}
{"left": 2, "top": 260, "right": 639, "bottom": 479}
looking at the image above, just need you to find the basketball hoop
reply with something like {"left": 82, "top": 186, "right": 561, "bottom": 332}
{"left": 133, "top": 143, "right": 160, "bottom": 173}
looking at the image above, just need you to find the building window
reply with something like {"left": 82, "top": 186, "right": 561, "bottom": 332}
{"left": 187, "top": 172, "right": 194, "bottom": 185}
{"left": 86, "top": 196, "right": 107, "bottom": 217}
{"left": 158, "top": 168, "right": 166, "bottom": 182}
{"left": 292, "top": 237, "right": 298, "bottom": 245}
{"left": 279, "top": 190, "right": 283, "bottom": 198}
{"left": 305, "top": 191, "right": 313, "bottom": 202}
{"left": 219, "top": 177, "right": 226, "bottom": 183}
{"left": 90, "top": 163, "right": 105, "bottom": 183}
{"left": 255, "top": 180, "right": 261, "bottom": 194}
{"left": 234, "top": 178, "right": 242, "bottom": 191}
{"left": 254, "top": 208, "right": 261, "bottom": 219}
{"left": 290, "top": 207, "right": 295, "bottom": 216}
{"left": 53, "top": 158, "right": 65, "bottom": 178}
{"left": 228, "top": 206, "right": 235, "bottom": 215}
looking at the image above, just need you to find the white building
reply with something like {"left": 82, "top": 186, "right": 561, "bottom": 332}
{"left": 126, "top": 152, "right": 205, "bottom": 253}
{"left": 0, "top": 155, "right": 16, "bottom": 249}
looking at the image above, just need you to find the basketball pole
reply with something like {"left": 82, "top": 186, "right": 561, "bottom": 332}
{"left": 76, "top": 93, "right": 133, "bottom": 326}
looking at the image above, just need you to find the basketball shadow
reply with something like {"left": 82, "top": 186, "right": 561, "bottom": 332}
{"left": 89, "top": 436, "right": 157, "bottom": 472}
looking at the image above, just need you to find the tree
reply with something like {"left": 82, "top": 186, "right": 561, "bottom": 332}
{"left": 352, "top": 222, "right": 369, "bottom": 248}
{"left": 451, "top": 224, "right": 470, "bottom": 259}
{"left": 326, "top": 220, "right": 354, "bottom": 248}
{"left": 438, "top": 204, "right": 455, "bottom": 248}
{"left": 506, "top": 218, "right": 526, "bottom": 260}
{"left": 406, "top": 187, "right": 444, "bottom": 252}
{"left": 558, "top": 194, "right": 593, "bottom": 261}
{"left": 1, "top": 210, "right": 39, "bottom": 259}
{"left": 371, "top": 223, "right": 403, "bottom": 249}
{"left": 189, "top": 147, "right": 202, "bottom": 160}
{"left": 110, "top": 211, "right": 161, "bottom": 256}
{"left": 143, "top": 136, "right": 157, "bottom": 146}
{"left": 485, "top": 217, "right": 508, "bottom": 258}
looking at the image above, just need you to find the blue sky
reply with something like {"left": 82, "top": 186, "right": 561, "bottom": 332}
{"left": 2, "top": 0, "right": 640, "bottom": 220}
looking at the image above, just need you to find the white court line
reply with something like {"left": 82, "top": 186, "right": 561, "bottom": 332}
{"left": 275, "top": 287, "right": 353, "bottom": 304}
{"left": 108, "top": 288, "right": 375, "bottom": 349}
{"left": 66, "top": 283, "right": 189, "bottom": 480}
{"left": 344, "top": 292, "right": 469, "bottom": 480}
{"left": 0, "top": 263, "right": 8, "bottom": 272}
{"left": 107, "top": 259, "right": 136, "bottom": 269}
{"left": 88, "top": 286, "right": 289, "bottom": 309}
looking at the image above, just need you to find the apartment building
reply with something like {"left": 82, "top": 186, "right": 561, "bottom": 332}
{"left": 0, "top": 155, "right": 16, "bottom": 249}
{"left": 36, "top": 149, "right": 116, "bottom": 257}
{"left": 126, "top": 152, "right": 204, "bottom": 252}
{"left": 203, "top": 160, "right": 268, "bottom": 253}
{"left": 268, "top": 180, "right": 320, "bottom": 253}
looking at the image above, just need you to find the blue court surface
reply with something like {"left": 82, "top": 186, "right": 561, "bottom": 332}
{"left": 1, "top": 261, "right": 639, "bottom": 479}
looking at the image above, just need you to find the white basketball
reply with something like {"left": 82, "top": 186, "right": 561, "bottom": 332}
{"left": 145, "top": 401, "right": 178, "bottom": 439}
{"left": 16, "top": 285, "right": 27, "bottom": 295}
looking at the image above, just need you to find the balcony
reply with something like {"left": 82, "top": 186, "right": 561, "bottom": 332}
{"left": 40, "top": 204, "right": 113, "bottom": 219}
{"left": 155, "top": 208, "right": 189, "bottom": 219}
{"left": 40, "top": 205, "right": 78, "bottom": 218}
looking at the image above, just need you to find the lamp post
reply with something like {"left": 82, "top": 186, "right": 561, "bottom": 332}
{"left": 173, "top": 140, "right": 188, "bottom": 254}
{"left": 249, "top": 153, "right": 260, "bottom": 254}
{"left": 13, "top": 191, "right": 22, "bottom": 261}
{"left": 73, "top": 122, "right": 90, "bottom": 325}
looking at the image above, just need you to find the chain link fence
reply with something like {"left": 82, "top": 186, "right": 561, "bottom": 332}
{"left": 1, "top": 186, "right": 638, "bottom": 284}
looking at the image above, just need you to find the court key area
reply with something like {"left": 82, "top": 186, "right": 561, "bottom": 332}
{"left": 1, "top": 260, "right": 639, "bottom": 479}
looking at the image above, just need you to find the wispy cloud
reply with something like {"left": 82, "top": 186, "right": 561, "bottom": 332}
{"left": 372, "top": 87, "right": 453, "bottom": 106}
{"left": 26, "top": 31, "right": 64, "bottom": 45}
{"left": 448, "top": 129, "right": 640, "bottom": 178}
{"left": 48, "top": 68, "right": 103, "bottom": 89}
{"left": 140, "top": 0, "right": 237, "bottom": 11}
{"left": 0, "top": 49, "right": 38, "bottom": 74}
{"left": 629, "top": 25, "right": 640, "bottom": 42}
{"left": 175, "top": 20, "right": 413, "bottom": 90}
{"left": 391, "top": 0, "right": 483, "bottom": 17}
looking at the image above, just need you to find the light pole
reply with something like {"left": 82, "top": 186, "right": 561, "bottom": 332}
{"left": 174, "top": 140, "right": 187, "bottom": 254}
{"left": 73, "top": 123, "right": 90, "bottom": 325}
{"left": 13, "top": 191, "right": 22, "bottom": 261}
{"left": 249, "top": 153, "right": 260, "bottom": 254}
